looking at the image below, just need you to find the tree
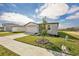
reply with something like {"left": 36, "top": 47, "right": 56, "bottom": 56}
{"left": 36, "top": 17, "right": 49, "bottom": 44}
{"left": 40, "top": 16, "right": 48, "bottom": 39}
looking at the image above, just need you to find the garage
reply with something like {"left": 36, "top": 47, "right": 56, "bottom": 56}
{"left": 24, "top": 22, "right": 39, "bottom": 34}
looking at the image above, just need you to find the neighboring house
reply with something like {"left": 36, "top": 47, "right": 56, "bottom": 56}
{"left": 0, "top": 27, "right": 4, "bottom": 31}
{"left": 2, "top": 22, "right": 59, "bottom": 35}
{"left": 0, "top": 24, "right": 4, "bottom": 31}
{"left": 3, "top": 23, "right": 25, "bottom": 32}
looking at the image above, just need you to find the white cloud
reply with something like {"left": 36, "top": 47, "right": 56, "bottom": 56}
{"left": 67, "top": 5, "right": 79, "bottom": 14}
{"left": 37, "top": 3, "right": 69, "bottom": 19}
{"left": 11, "top": 4, "right": 17, "bottom": 7}
{"left": 35, "top": 4, "right": 48, "bottom": 13}
{"left": 0, "top": 12, "right": 34, "bottom": 25}
{"left": 66, "top": 12, "right": 79, "bottom": 19}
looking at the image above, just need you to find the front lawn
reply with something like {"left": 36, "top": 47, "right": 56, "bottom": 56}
{"left": 58, "top": 31, "right": 79, "bottom": 40}
{"left": 0, "top": 45, "right": 18, "bottom": 56}
{"left": 0, "top": 32, "right": 23, "bottom": 37}
{"left": 15, "top": 34, "right": 79, "bottom": 56}
{"left": 58, "top": 31, "right": 79, "bottom": 44}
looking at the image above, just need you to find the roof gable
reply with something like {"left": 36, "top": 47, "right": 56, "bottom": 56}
{"left": 24, "top": 22, "right": 38, "bottom": 26}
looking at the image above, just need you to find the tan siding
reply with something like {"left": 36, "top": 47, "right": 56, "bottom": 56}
{"left": 47, "top": 24, "right": 58, "bottom": 35}
{"left": 24, "top": 22, "right": 39, "bottom": 34}
{"left": 12, "top": 27, "right": 25, "bottom": 32}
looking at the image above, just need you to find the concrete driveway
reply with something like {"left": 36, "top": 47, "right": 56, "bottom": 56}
{"left": 0, "top": 37, "right": 53, "bottom": 56}
{"left": 4, "top": 33, "right": 27, "bottom": 39}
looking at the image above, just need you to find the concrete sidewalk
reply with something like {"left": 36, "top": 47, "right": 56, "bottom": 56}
{"left": 4, "top": 33, "right": 27, "bottom": 39}
{"left": 0, "top": 37, "right": 53, "bottom": 56}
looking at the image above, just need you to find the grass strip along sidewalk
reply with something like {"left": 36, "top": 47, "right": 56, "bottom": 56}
{"left": 0, "top": 45, "right": 18, "bottom": 56}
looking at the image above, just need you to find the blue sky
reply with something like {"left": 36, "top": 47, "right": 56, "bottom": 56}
{"left": 0, "top": 3, "right": 43, "bottom": 17}
{"left": 0, "top": 3, "right": 79, "bottom": 29}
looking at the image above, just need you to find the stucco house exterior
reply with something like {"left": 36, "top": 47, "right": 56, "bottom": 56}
{"left": 2, "top": 22, "right": 59, "bottom": 35}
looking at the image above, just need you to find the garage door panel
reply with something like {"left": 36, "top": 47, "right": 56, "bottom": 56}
{"left": 26, "top": 26, "right": 39, "bottom": 34}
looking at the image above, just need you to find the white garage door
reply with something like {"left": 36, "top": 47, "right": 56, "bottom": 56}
{"left": 26, "top": 26, "right": 39, "bottom": 34}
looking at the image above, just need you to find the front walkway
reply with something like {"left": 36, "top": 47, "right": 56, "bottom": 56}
{"left": 4, "top": 33, "right": 27, "bottom": 39}
{"left": 0, "top": 37, "right": 53, "bottom": 56}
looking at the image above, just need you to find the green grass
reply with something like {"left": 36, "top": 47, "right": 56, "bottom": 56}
{"left": 58, "top": 31, "right": 79, "bottom": 40}
{"left": 58, "top": 31, "right": 79, "bottom": 55}
{"left": 0, "top": 45, "right": 18, "bottom": 56}
{"left": 58, "top": 31, "right": 79, "bottom": 44}
{"left": 0, "top": 32, "right": 22, "bottom": 56}
{"left": 15, "top": 34, "right": 79, "bottom": 56}
{"left": 0, "top": 32, "right": 23, "bottom": 37}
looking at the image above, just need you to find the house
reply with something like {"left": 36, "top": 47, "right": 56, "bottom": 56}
{"left": 24, "top": 22, "right": 59, "bottom": 35}
{"left": 0, "top": 24, "right": 4, "bottom": 31}
{"left": 40, "top": 23, "right": 59, "bottom": 35}
{"left": 2, "top": 22, "right": 59, "bottom": 35}
{"left": 24, "top": 22, "right": 39, "bottom": 34}
{"left": 0, "top": 27, "right": 4, "bottom": 31}
{"left": 3, "top": 23, "right": 25, "bottom": 32}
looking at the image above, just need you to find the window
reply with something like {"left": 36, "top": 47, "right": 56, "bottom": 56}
{"left": 48, "top": 25, "right": 50, "bottom": 30}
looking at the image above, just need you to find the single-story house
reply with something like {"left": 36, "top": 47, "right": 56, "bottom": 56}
{"left": 2, "top": 23, "right": 25, "bottom": 32}
{"left": 2, "top": 22, "right": 59, "bottom": 35}
{"left": 24, "top": 22, "right": 59, "bottom": 35}
{"left": 0, "top": 27, "right": 4, "bottom": 31}
{"left": 0, "top": 24, "right": 4, "bottom": 31}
